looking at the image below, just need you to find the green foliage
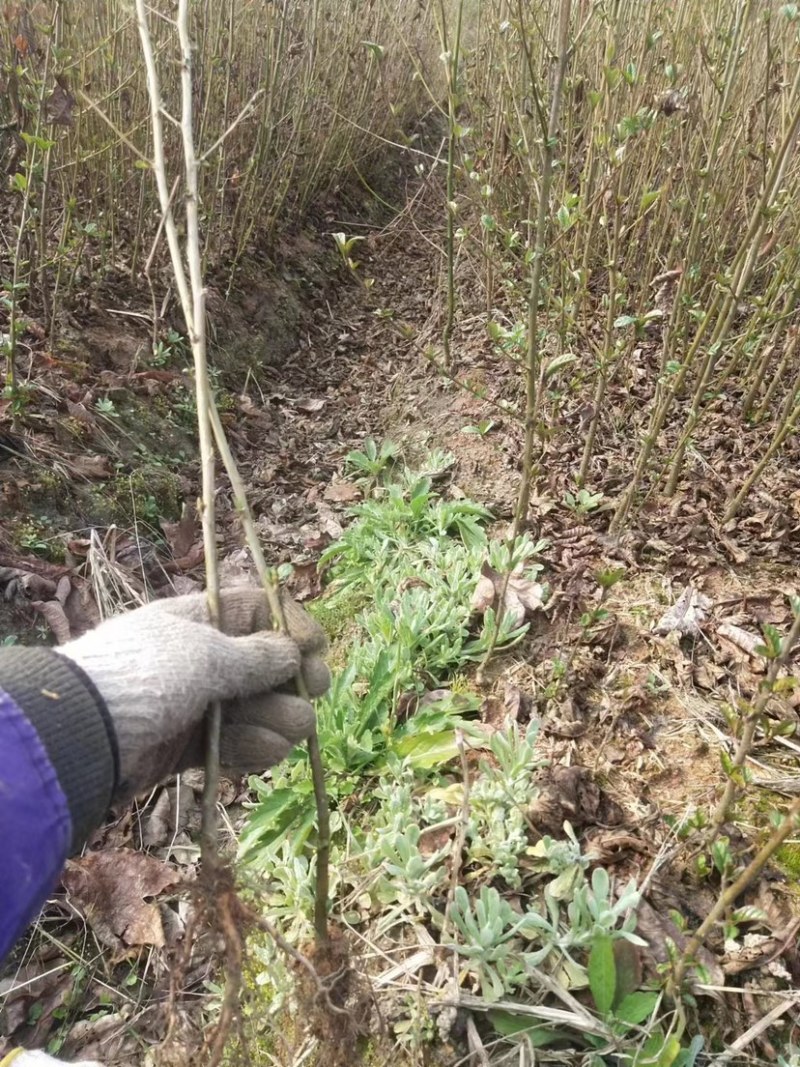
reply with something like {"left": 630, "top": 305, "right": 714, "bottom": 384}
{"left": 564, "top": 488, "right": 605, "bottom": 515}
{"left": 344, "top": 437, "right": 400, "bottom": 486}
{"left": 242, "top": 451, "right": 535, "bottom": 866}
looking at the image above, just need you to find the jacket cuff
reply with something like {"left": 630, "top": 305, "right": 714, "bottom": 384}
{"left": 0, "top": 648, "right": 119, "bottom": 851}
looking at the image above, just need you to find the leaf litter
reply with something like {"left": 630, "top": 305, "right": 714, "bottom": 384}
{"left": 1, "top": 162, "right": 800, "bottom": 1065}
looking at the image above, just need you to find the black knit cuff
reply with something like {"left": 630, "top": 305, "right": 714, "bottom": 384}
{"left": 0, "top": 647, "right": 119, "bottom": 852}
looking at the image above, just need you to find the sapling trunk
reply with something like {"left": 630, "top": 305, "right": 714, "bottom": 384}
{"left": 135, "top": 6, "right": 333, "bottom": 1047}
{"left": 753, "top": 328, "right": 799, "bottom": 423}
{"left": 436, "top": 0, "right": 465, "bottom": 368}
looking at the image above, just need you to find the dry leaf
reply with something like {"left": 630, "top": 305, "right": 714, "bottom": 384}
{"left": 162, "top": 502, "right": 198, "bottom": 559}
{"left": 62, "top": 850, "right": 181, "bottom": 951}
{"left": 653, "top": 586, "right": 712, "bottom": 637}
{"left": 293, "top": 397, "right": 326, "bottom": 413}
{"left": 315, "top": 502, "right": 343, "bottom": 539}
{"left": 508, "top": 573, "right": 545, "bottom": 613}
{"left": 717, "top": 622, "right": 763, "bottom": 658}
{"left": 63, "top": 454, "right": 113, "bottom": 479}
{"left": 323, "top": 481, "right": 361, "bottom": 503}
{"left": 471, "top": 562, "right": 544, "bottom": 627}
{"left": 287, "top": 560, "right": 321, "bottom": 601}
{"left": 471, "top": 572, "right": 496, "bottom": 613}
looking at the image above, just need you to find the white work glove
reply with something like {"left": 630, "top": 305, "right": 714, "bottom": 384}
{"left": 57, "top": 589, "right": 330, "bottom": 801}
{"left": 0, "top": 1053, "right": 102, "bottom": 1066}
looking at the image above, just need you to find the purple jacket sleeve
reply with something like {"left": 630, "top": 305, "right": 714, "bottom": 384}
{"left": 0, "top": 649, "right": 118, "bottom": 965}
{"left": 0, "top": 689, "right": 72, "bottom": 961}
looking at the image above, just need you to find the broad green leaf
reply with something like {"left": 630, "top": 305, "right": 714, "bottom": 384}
{"left": 388, "top": 729, "right": 461, "bottom": 768}
{"left": 640, "top": 189, "right": 661, "bottom": 211}
{"left": 489, "top": 1011, "right": 567, "bottom": 1046}
{"left": 588, "top": 934, "right": 616, "bottom": 1015}
{"left": 614, "top": 990, "right": 659, "bottom": 1026}
{"left": 544, "top": 353, "right": 577, "bottom": 378}
{"left": 362, "top": 40, "right": 385, "bottom": 60}
{"left": 658, "top": 1036, "right": 683, "bottom": 1067}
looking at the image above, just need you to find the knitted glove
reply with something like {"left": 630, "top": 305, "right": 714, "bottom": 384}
{"left": 57, "top": 589, "right": 330, "bottom": 800}
{"left": 0, "top": 1053, "right": 102, "bottom": 1066}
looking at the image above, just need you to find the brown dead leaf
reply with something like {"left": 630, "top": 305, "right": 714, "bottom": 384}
{"left": 323, "top": 480, "right": 361, "bottom": 503}
{"left": 504, "top": 685, "right": 524, "bottom": 722}
{"left": 63, "top": 454, "right": 113, "bottom": 479}
{"left": 45, "top": 75, "right": 75, "bottom": 125}
{"left": 419, "top": 825, "right": 453, "bottom": 857}
{"left": 287, "top": 560, "right": 321, "bottom": 601}
{"left": 62, "top": 580, "right": 101, "bottom": 637}
{"left": 717, "top": 622, "right": 764, "bottom": 658}
{"left": 162, "top": 502, "right": 198, "bottom": 559}
{"left": 292, "top": 397, "right": 326, "bottom": 413}
{"left": 509, "top": 573, "right": 545, "bottom": 614}
{"left": 653, "top": 585, "right": 712, "bottom": 637}
{"left": 143, "top": 788, "right": 173, "bottom": 849}
{"left": 62, "top": 850, "right": 181, "bottom": 951}
{"left": 635, "top": 896, "right": 724, "bottom": 992}
{"left": 316, "top": 502, "right": 343, "bottom": 540}
{"left": 471, "top": 562, "right": 544, "bottom": 628}
{"left": 471, "top": 571, "right": 496, "bottom": 614}
{"left": 528, "top": 765, "right": 623, "bottom": 834}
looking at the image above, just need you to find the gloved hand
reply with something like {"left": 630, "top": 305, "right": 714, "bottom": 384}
{"left": 0, "top": 1052, "right": 103, "bottom": 1066}
{"left": 56, "top": 589, "right": 330, "bottom": 801}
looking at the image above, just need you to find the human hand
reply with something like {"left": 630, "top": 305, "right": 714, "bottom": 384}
{"left": 57, "top": 589, "right": 330, "bottom": 800}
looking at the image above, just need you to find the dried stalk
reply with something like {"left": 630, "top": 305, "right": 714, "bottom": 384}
{"left": 135, "top": 3, "right": 332, "bottom": 1057}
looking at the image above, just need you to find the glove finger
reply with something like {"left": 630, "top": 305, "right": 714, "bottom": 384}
{"left": 292, "top": 654, "right": 331, "bottom": 698}
{"left": 205, "top": 631, "right": 301, "bottom": 698}
{"left": 223, "top": 692, "right": 316, "bottom": 744}
{"left": 219, "top": 724, "right": 295, "bottom": 773}
{"left": 140, "top": 589, "right": 328, "bottom": 654}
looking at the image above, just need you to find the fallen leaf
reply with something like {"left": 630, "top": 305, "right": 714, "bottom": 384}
{"left": 162, "top": 502, "right": 198, "bottom": 559}
{"left": 419, "top": 825, "right": 453, "bottom": 856}
{"left": 503, "top": 685, "right": 524, "bottom": 722}
{"left": 470, "top": 562, "right": 544, "bottom": 627}
{"left": 634, "top": 896, "right": 724, "bottom": 993}
{"left": 323, "top": 481, "right": 361, "bottom": 503}
{"left": 63, "top": 454, "right": 113, "bottom": 479}
{"left": 46, "top": 76, "right": 75, "bottom": 126}
{"left": 62, "top": 580, "right": 101, "bottom": 637}
{"left": 471, "top": 572, "right": 496, "bottom": 613}
{"left": 287, "top": 560, "right": 321, "bottom": 601}
{"left": 653, "top": 586, "right": 712, "bottom": 637}
{"left": 62, "top": 850, "right": 181, "bottom": 950}
{"left": 508, "top": 573, "right": 545, "bottom": 613}
{"left": 316, "top": 502, "right": 343, "bottom": 539}
{"left": 717, "top": 622, "right": 763, "bottom": 658}
{"left": 292, "top": 397, "right": 326, "bottom": 413}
